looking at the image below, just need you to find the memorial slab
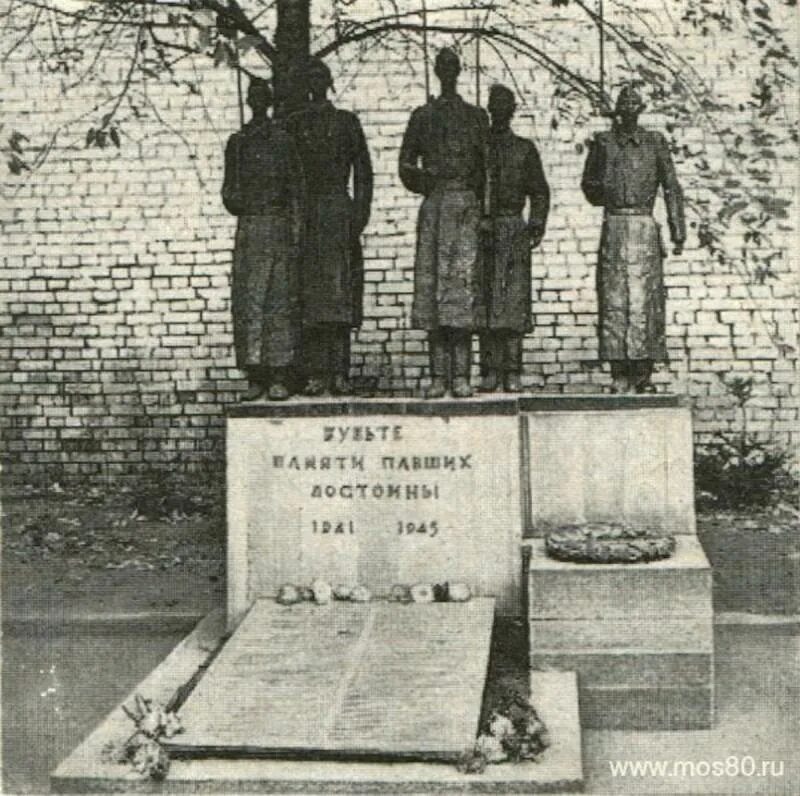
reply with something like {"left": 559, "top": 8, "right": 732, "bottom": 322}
{"left": 168, "top": 597, "right": 495, "bottom": 761}
{"left": 227, "top": 397, "right": 523, "bottom": 625}
{"left": 52, "top": 611, "right": 585, "bottom": 793}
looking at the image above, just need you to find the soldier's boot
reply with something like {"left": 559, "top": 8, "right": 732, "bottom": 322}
{"left": 451, "top": 332, "right": 474, "bottom": 399}
{"left": 241, "top": 367, "right": 266, "bottom": 402}
{"left": 330, "top": 327, "right": 353, "bottom": 396}
{"left": 633, "top": 360, "right": 656, "bottom": 394}
{"left": 427, "top": 331, "right": 449, "bottom": 399}
{"left": 504, "top": 372, "right": 522, "bottom": 393}
{"left": 609, "top": 361, "right": 632, "bottom": 394}
{"left": 303, "top": 377, "right": 328, "bottom": 397}
{"left": 332, "top": 374, "right": 352, "bottom": 396}
{"left": 479, "top": 370, "right": 500, "bottom": 392}
{"left": 267, "top": 368, "right": 290, "bottom": 401}
{"left": 479, "top": 333, "right": 501, "bottom": 392}
{"left": 503, "top": 335, "right": 523, "bottom": 393}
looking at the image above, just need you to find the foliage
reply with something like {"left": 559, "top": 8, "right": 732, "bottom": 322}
{"left": 695, "top": 375, "right": 798, "bottom": 510}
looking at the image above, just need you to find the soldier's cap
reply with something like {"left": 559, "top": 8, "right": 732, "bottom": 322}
{"left": 489, "top": 84, "right": 516, "bottom": 108}
{"left": 434, "top": 47, "right": 461, "bottom": 74}
{"left": 247, "top": 77, "right": 273, "bottom": 105}
{"left": 614, "top": 84, "right": 645, "bottom": 114}
{"left": 306, "top": 56, "right": 334, "bottom": 90}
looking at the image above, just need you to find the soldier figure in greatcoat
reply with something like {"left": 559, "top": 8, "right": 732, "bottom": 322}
{"left": 288, "top": 57, "right": 373, "bottom": 396}
{"left": 399, "top": 48, "right": 490, "bottom": 398}
{"left": 222, "top": 78, "right": 304, "bottom": 401}
{"left": 581, "top": 84, "right": 686, "bottom": 393}
{"left": 479, "top": 84, "right": 550, "bottom": 393}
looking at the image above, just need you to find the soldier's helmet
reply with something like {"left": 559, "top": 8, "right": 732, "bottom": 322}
{"left": 306, "top": 56, "right": 334, "bottom": 91}
{"left": 247, "top": 77, "right": 273, "bottom": 108}
{"left": 614, "top": 84, "right": 645, "bottom": 115}
{"left": 489, "top": 84, "right": 516, "bottom": 111}
{"left": 434, "top": 47, "right": 461, "bottom": 77}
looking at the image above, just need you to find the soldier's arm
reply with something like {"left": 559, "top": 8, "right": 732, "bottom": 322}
{"left": 525, "top": 141, "right": 551, "bottom": 247}
{"left": 656, "top": 132, "right": 686, "bottom": 250}
{"left": 580, "top": 133, "right": 606, "bottom": 207}
{"left": 351, "top": 115, "right": 374, "bottom": 235}
{"left": 221, "top": 135, "right": 243, "bottom": 215}
{"left": 398, "top": 108, "right": 428, "bottom": 195}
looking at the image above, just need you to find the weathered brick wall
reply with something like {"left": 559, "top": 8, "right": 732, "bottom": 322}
{"left": 1, "top": 3, "right": 797, "bottom": 479}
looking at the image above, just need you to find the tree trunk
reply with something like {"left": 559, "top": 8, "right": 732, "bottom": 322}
{"left": 274, "top": 0, "right": 311, "bottom": 115}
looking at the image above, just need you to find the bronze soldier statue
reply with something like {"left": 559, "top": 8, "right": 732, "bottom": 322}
{"left": 479, "top": 84, "right": 550, "bottom": 393}
{"left": 222, "top": 78, "right": 304, "bottom": 401}
{"left": 399, "top": 48, "right": 489, "bottom": 398}
{"left": 288, "top": 57, "right": 373, "bottom": 396}
{"left": 581, "top": 84, "right": 685, "bottom": 393}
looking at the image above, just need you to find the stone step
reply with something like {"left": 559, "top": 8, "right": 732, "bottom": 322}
{"left": 578, "top": 685, "right": 714, "bottom": 730}
{"left": 531, "top": 650, "right": 713, "bottom": 689}
{"left": 530, "top": 616, "right": 713, "bottom": 652}
{"left": 527, "top": 536, "right": 711, "bottom": 620}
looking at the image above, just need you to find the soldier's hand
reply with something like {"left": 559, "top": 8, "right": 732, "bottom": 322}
{"left": 530, "top": 233, "right": 544, "bottom": 250}
{"left": 479, "top": 217, "right": 493, "bottom": 235}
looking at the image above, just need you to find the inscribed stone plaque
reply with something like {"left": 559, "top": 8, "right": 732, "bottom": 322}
{"left": 169, "top": 598, "right": 495, "bottom": 761}
{"left": 227, "top": 402, "right": 522, "bottom": 624}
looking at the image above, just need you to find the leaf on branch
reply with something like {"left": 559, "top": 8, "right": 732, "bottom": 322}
{"left": 8, "top": 155, "right": 30, "bottom": 175}
{"left": 110, "top": 128, "right": 121, "bottom": 148}
{"left": 236, "top": 34, "right": 262, "bottom": 54}
{"left": 197, "top": 27, "right": 212, "bottom": 51}
{"left": 96, "top": 130, "right": 107, "bottom": 149}
{"left": 213, "top": 40, "right": 227, "bottom": 67}
{"left": 85, "top": 128, "right": 96, "bottom": 148}
{"left": 9, "top": 132, "right": 29, "bottom": 154}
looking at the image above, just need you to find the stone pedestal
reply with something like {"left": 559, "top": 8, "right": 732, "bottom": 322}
{"left": 521, "top": 396, "right": 713, "bottom": 730}
{"left": 527, "top": 536, "right": 714, "bottom": 730}
{"left": 227, "top": 397, "right": 524, "bottom": 625}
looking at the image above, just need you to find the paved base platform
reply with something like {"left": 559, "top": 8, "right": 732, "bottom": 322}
{"left": 52, "top": 610, "right": 584, "bottom": 793}
{"left": 528, "top": 536, "right": 714, "bottom": 730}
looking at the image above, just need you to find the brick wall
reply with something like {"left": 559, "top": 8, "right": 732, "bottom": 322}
{"left": 1, "top": 3, "right": 798, "bottom": 480}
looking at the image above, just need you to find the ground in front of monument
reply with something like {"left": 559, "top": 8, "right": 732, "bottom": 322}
{"left": 3, "top": 457, "right": 798, "bottom": 793}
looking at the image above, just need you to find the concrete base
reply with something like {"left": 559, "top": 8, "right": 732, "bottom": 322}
{"left": 52, "top": 610, "right": 585, "bottom": 793}
{"left": 528, "top": 536, "right": 714, "bottom": 730}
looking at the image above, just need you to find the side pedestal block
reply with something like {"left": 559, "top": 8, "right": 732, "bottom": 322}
{"left": 527, "top": 536, "right": 714, "bottom": 730}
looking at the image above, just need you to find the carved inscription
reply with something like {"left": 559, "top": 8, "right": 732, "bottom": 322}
{"left": 268, "top": 424, "right": 476, "bottom": 541}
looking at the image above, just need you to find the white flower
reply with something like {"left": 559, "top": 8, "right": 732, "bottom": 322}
{"left": 349, "top": 584, "right": 372, "bottom": 603}
{"left": 311, "top": 579, "right": 333, "bottom": 604}
{"left": 139, "top": 706, "right": 165, "bottom": 738}
{"left": 488, "top": 712, "right": 514, "bottom": 740}
{"left": 333, "top": 584, "right": 352, "bottom": 600}
{"left": 448, "top": 582, "right": 471, "bottom": 602}
{"left": 162, "top": 712, "right": 183, "bottom": 738}
{"left": 475, "top": 732, "right": 507, "bottom": 763}
{"left": 390, "top": 584, "right": 411, "bottom": 602}
{"left": 410, "top": 583, "right": 434, "bottom": 603}
{"left": 276, "top": 584, "right": 301, "bottom": 605}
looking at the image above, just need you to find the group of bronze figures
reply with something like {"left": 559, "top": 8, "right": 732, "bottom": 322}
{"left": 223, "top": 48, "right": 685, "bottom": 401}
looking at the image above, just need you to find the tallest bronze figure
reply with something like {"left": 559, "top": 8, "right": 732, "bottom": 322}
{"left": 581, "top": 84, "right": 686, "bottom": 393}
{"left": 399, "top": 48, "right": 490, "bottom": 398}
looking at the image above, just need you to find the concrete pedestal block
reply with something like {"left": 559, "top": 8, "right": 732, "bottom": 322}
{"left": 227, "top": 397, "right": 524, "bottom": 625}
{"left": 528, "top": 537, "right": 714, "bottom": 730}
